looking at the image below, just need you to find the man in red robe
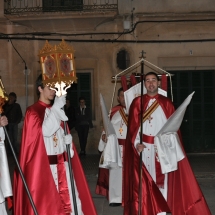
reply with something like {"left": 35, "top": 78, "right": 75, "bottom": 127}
{"left": 123, "top": 72, "right": 211, "bottom": 215}
{"left": 13, "top": 75, "right": 97, "bottom": 215}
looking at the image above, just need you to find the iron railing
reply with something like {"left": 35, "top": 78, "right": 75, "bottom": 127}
{"left": 4, "top": 0, "right": 118, "bottom": 15}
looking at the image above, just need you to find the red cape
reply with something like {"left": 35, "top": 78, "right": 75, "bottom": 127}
{"left": 13, "top": 101, "right": 97, "bottom": 215}
{"left": 123, "top": 94, "right": 211, "bottom": 215}
{"left": 110, "top": 104, "right": 123, "bottom": 119}
{"left": 95, "top": 104, "right": 123, "bottom": 198}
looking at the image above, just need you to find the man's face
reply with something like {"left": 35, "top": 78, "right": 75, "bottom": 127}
{"left": 144, "top": 74, "right": 160, "bottom": 96}
{"left": 79, "top": 99, "right": 85, "bottom": 108}
{"left": 117, "top": 90, "right": 125, "bottom": 107}
{"left": 8, "top": 95, "right": 16, "bottom": 104}
{"left": 39, "top": 85, "right": 56, "bottom": 104}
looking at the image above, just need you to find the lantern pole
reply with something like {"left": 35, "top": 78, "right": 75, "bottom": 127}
{"left": 38, "top": 40, "right": 78, "bottom": 215}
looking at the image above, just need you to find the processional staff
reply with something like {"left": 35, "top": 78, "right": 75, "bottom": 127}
{"left": 138, "top": 50, "right": 146, "bottom": 215}
{"left": 38, "top": 39, "right": 78, "bottom": 215}
{"left": 0, "top": 78, "right": 38, "bottom": 215}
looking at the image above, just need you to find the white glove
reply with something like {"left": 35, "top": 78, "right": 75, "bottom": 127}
{"left": 52, "top": 95, "right": 68, "bottom": 121}
{"left": 0, "top": 127, "right": 5, "bottom": 142}
{"left": 53, "top": 94, "right": 66, "bottom": 109}
{"left": 63, "top": 134, "right": 74, "bottom": 158}
{"left": 64, "top": 134, "right": 73, "bottom": 145}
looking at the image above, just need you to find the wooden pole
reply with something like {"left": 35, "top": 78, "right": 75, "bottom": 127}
{"left": 138, "top": 51, "right": 145, "bottom": 215}
{"left": 63, "top": 120, "right": 78, "bottom": 215}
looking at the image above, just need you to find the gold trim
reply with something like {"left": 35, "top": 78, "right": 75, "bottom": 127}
{"left": 119, "top": 107, "right": 128, "bottom": 126}
{"left": 143, "top": 100, "right": 159, "bottom": 123}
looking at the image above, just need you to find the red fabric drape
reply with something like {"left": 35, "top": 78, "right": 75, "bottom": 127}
{"left": 130, "top": 74, "right": 137, "bottom": 86}
{"left": 121, "top": 75, "right": 128, "bottom": 91}
{"left": 161, "top": 74, "right": 167, "bottom": 91}
{"left": 6, "top": 197, "right": 13, "bottom": 210}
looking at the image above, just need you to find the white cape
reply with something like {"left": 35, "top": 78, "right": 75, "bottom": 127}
{"left": 154, "top": 92, "right": 195, "bottom": 174}
{"left": 99, "top": 94, "right": 122, "bottom": 168}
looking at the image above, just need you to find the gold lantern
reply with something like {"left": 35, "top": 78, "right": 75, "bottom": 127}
{"left": 38, "top": 40, "right": 77, "bottom": 89}
{"left": 0, "top": 77, "right": 8, "bottom": 114}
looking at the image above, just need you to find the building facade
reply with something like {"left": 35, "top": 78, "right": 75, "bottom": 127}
{"left": 1, "top": 0, "right": 215, "bottom": 152}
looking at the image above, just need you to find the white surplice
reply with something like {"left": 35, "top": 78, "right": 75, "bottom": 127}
{"left": 98, "top": 108, "right": 127, "bottom": 203}
{"left": 134, "top": 99, "right": 168, "bottom": 215}
{"left": 42, "top": 108, "right": 83, "bottom": 215}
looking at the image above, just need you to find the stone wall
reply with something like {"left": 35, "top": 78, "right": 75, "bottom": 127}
{"left": 1, "top": 1, "right": 215, "bottom": 152}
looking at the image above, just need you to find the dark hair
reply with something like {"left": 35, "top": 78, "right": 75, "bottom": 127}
{"left": 36, "top": 74, "right": 44, "bottom": 96}
{"left": 9, "top": 92, "right": 17, "bottom": 102}
{"left": 79, "top": 96, "right": 85, "bottom": 102}
{"left": 117, "top": 87, "right": 124, "bottom": 96}
{"left": 9, "top": 92, "right": 17, "bottom": 99}
{"left": 144, "top": 72, "right": 160, "bottom": 81}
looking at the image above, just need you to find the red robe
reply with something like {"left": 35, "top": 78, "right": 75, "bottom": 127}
{"left": 95, "top": 104, "right": 123, "bottom": 199}
{"left": 13, "top": 101, "right": 97, "bottom": 215}
{"left": 123, "top": 94, "right": 211, "bottom": 215}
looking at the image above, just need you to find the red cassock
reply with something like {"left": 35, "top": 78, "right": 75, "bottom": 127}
{"left": 13, "top": 101, "right": 97, "bottom": 215}
{"left": 123, "top": 94, "right": 211, "bottom": 215}
{"left": 95, "top": 104, "right": 123, "bottom": 198}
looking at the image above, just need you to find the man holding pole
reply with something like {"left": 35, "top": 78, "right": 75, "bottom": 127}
{"left": 123, "top": 72, "right": 211, "bottom": 215}
{"left": 13, "top": 75, "right": 97, "bottom": 215}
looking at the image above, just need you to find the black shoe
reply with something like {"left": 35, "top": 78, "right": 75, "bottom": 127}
{"left": 109, "top": 203, "right": 122, "bottom": 207}
{"left": 79, "top": 151, "right": 86, "bottom": 156}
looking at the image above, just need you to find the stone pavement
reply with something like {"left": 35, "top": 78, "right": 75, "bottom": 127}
{"left": 6, "top": 153, "right": 215, "bottom": 215}
{"left": 81, "top": 153, "right": 215, "bottom": 215}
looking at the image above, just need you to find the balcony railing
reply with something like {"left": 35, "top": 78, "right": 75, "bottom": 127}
{"left": 4, "top": 0, "right": 118, "bottom": 15}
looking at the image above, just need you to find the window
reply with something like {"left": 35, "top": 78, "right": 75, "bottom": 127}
{"left": 116, "top": 49, "right": 130, "bottom": 70}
